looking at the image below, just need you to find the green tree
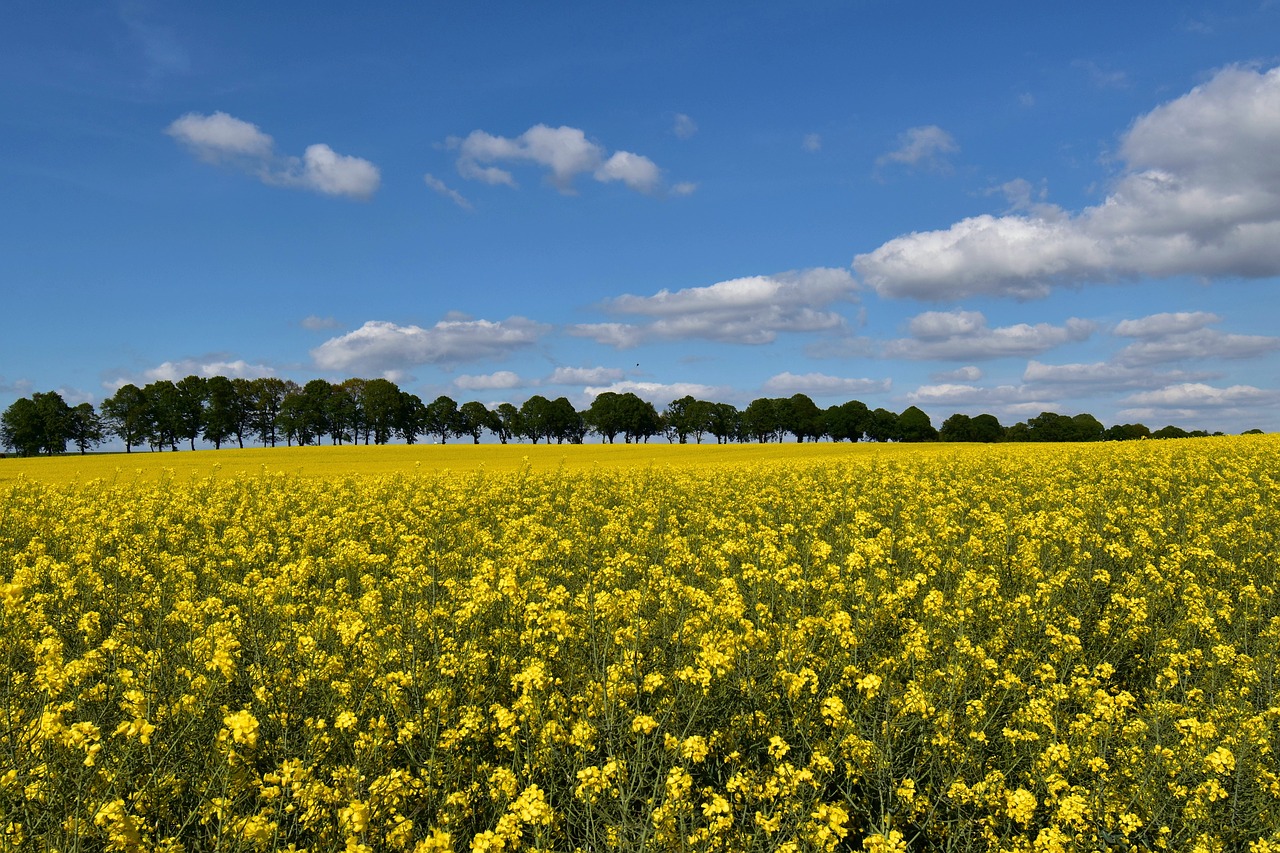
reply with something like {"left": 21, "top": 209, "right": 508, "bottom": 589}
{"left": 823, "top": 400, "right": 869, "bottom": 442}
{"left": 494, "top": 403, "right": 521, "bottom": 444}
{"left": 100, "top": 384, "right": 150, "bottom": 453}
{"left": 398, "top": 393, "right": 427, "bottom": 444}
{"left": 142, "top": 380, "right": 182, "bottom": 450}
{"left": 1, "top": 397, "right": 45, "bottom": 456}
{"left": 548, "top": 397, "right": 586, "bottom": 444}
{"left": 423, "top": 395, "right": 459, "bottom": 444}
{"left": 203, "top": 376, "right": 243, "bottom": 449}
{"left": 897, "top": 405, "right": 938, "bottom": 442}
{"left": 174, "top": 375, "right": 209, "bottom": 450}
{"left": 361, "top": 379, "right": 403, "bottom": 445}
{"left": 706, "top": 402, "right": 741, "bottom": 444}
{"left": 458, "top": 401, "right": 499, "bottom": 444}
{"left": 586, "top": 392, "right": 626, "bottom": 443}
{"left": 742, "top": 398, "right": 781, "bottom": 443}
{"left": 970, "top": 413, "right": 1005, "bottom": 442}
{"left": 780, "top": 393, "right": 823, "bottom": 442}
{"left": 246, "top": 378, "right": 294, "bottom": 448}
{"left": 864, "top": 408, "right": 900, "bottom": 442}
{"left": 68, "top": 402, "right": 104, "bottom": 454}
{"left": 520, "top": 395, "right": 555, "bottom": 444}
{"left": 938, "top": 413, "right": 974, "bottom": 442}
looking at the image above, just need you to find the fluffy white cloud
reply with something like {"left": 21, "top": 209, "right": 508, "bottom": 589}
{"left": 450, "top": 124, "right": 673, "bottom": 195}
{"left": 583, "top": 380, "right": 732, "bottom": 405}
{"left": 855, "top": 65, "right": 1280, "bottom": 299}
{"left": 876, "top": 125, "right": 958, "bottom": 172}
{"left": 546, "top": 366, "right": 626, "bottom": 385}
{"left": 570, "top": 268, "right": 858, "bottom": 348}
{"left": 167, "top": 111, "right": 379, "bottom": 200}
{"left": 166, "top": 111, "right": 274, "bottom": 161}
{"left": 424, "top": 173, "right": 473, "bottom": 210}
{"left": 1112, "top": 310, "right": 1280, "bottom": 365}
{"left": 761, "top": 372, "right": 891, "bottom": 397}
{"left": 1123, "top": 382, "right": 1277, "bottom": 408}
{"left": 885, "top": 310, "right": 1094, "bottom": 360}
{"left": 103, "top": 358, "right": 276, "bottom": 391}
{"left": 454, "top": 371, "right": 525, "bottom": 390}
{"left": 312, "top": 317, "right": 547, "bottom": 373}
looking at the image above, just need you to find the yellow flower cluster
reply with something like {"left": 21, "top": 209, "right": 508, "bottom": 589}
{"left": 2, "top": 436, "right": 1279, "bottom": 851}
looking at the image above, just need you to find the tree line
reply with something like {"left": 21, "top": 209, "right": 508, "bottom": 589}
{"left": 1, "top": 374, "right": 1242, "bottom": 457}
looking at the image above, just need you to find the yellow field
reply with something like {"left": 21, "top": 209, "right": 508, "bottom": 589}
{"left": 2, "top": 437, "right": 1278, "bottom": 851}
{"left": 0, "top": 441, "right": 932, "bottom": 485}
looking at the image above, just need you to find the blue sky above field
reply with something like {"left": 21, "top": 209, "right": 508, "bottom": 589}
{"left": 3, "top": 0, "right": 1280, "bottom": 434}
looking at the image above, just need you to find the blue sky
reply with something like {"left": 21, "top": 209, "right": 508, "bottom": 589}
{"left": 4, "top": 0, "right": 1280, "bottom": 435}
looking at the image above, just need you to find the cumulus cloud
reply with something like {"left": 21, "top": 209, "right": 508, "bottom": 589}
{"left": 855, "top": 65, "right": 1280, "bottom": 299}
{"left": 449, "top": 124, "right": 675, "bottom": 195}
{"left": 885, "top": 310, "right": 1094, "bottom": 360}
{"left": 104, "top": 358, "right": 276, "bottom": 391}
{"left": 876, "top": 125, "right": 958, "bottom": 173}
{"left": 546, "top": 366, "right": 626, "bottom": 385}
{"left": 311, "top": 317, "right": 547, "bottom": 374}
{"left": 1113, "top": 311, "right": 1280, "bottom": 365}
{"left": 454, "top": 371, "right": 525, "bottom": 391}
{"left": 424, "top": 173, "right": 473, "bottom": 210}
{"left": 569, "top": 268, "right": 858, "bottom": 348}
{"left": 1123, "top": 382, "right": 1277, "bottom": 408}
{"left": 673, "top": 113, "right": 698, "bottom": 139}
{"left": 761, "top": 372, "right": 891, "bottom": 397}
{"left": 583, "top": 380, "right": 732, "bottom": 405}
{"left": 166, "top": 111, "right": 379, "bottom": 200}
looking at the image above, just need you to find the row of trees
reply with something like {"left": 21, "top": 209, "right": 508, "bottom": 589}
{"left": 2, "top": 374, "right": 1238, "bottom": 457}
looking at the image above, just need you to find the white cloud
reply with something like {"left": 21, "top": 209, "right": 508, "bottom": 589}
{"left": 454, "top": 371, "right": 525, "bottom": 390}
{"left": 907, "top": 382, "right": 1045, "bottom": 408}
{"left": 1123, "top": 382, "right": 1278, "bottom": 408}
{"left": 761, "top": 372, "right": 891, "bottom": 397}
{"left": 302, "top": 315, "right": 339, "bottom": 331}
{"left": 671, "top": 181, "right": 698, "bottom": 196}
{"left": 1114, "top": 311, "right": 1220, "bottom": 338}
{"left": 583, "top": 380, "right": 731, "bottom": 405}
{"left": 103, "top": 358, "right": 276, "bottom": 391}
{"left": 673, "top": 113, "right": 698, "bottom": 139}
{"left": 1075, "top": 59, "right": 1130, "bottom": 89}
{"left": 166, "top": 111, "right": 379, "bottom": 200}
{"left": 450, "top": 124, "right": 675, "bottom": 196}
{"left": 424, "top": 173, "right": 474, "bottom": 210}
{"left": 570, "top": 268, "right": 858, "bottom": 348}
{"left": 802, "top": 133, "right": 822, "bottom": 152}
{"left": 594, "top": 151, "right": 662, "bottom": 194}
{"left": 931, "top": 365, "right": 983, "bottom": 382}
{"left": 0, "top": 377, "right": 34, "bottom": 396}
{"left": 167, "top": 111, "right": 274, "bottom": 161}
{"left": 855, "top": 65, "right": 1280, "bottom": 299}
{"left": 876, "top": 125, "right": 958, "bottom": 172}
{"left": 885, "top": 310, "right": 1094, "bottom": 360}
{"left": 311, "top": 317, "right": 547, "bottom": 373}
{"left": 546, "top": 366, "right": 626, "bottom": 385}
{"left": 1022, "top": 360, "right": 1215, "bottom": 390}
{"left": 1112, "top": 311, "right": 1280, "bottom": 365}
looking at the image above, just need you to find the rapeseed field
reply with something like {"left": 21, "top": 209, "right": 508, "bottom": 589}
{"left": 1, "top": 437, "right": 1277, "bottom": 851}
